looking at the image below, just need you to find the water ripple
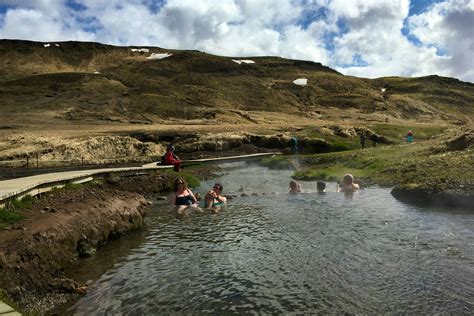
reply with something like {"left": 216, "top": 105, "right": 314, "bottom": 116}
{"left": 68, "top": 165, "right": 474, "bottom": 315}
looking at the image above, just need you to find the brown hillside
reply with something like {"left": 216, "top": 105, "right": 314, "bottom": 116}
{"left": 0, "top": 39, "right": 473, "bottom": 126}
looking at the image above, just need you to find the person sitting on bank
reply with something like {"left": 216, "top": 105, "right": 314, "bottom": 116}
{"left": 170, "top": 177, "right": 199, "bottom": 213}
{"left": 337, "top": 174, "right": 360, "bottom": 192}
{"left": 164, "top": 144, "right": 182, "bottom": 172}
{"left": 359, "top": 133, "right": 366, "bottom": 149}
{"left": 205, "top": 183, "right": 227, "bottom": 212}
{"left": 289, "top": 180, "right": 303, "bottom": 194}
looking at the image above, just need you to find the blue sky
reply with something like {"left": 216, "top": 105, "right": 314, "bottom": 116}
{"left": 0, "top": 0, "right": 473, "bottom": 82}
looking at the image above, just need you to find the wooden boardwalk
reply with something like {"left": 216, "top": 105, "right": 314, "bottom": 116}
{"left": 0, "top": 301, "right": 21, "bottom": 315}
{"left": 0, "top": 153, "right": 280, "bottom": 206}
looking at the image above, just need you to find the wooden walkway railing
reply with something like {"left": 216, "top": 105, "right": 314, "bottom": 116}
{"left": 1, "top": 153, "right": 280, "bottom": 207}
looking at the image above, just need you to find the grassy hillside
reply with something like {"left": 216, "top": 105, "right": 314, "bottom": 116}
{"left": 0, "top": 39, "right": 473, "bottom": 125}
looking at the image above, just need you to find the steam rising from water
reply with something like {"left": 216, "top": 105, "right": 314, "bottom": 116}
{"left": 67, "top": 163, "right": 474, "bottom": 314}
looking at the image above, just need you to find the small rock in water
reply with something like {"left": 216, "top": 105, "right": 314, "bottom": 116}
{"left": 156, "top": 196, "right": 167, "bottom": 200}
{"left": 75, "top": 285, "right": 88, "bottom": 294}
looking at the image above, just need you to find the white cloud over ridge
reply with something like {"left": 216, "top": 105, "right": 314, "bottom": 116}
{"left": 0, "top": 0, "right": 472, "bottom": 82}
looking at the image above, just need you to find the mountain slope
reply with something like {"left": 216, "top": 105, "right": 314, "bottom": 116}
{"left": 0, "top": 39, "right": 472, "bottom": 125}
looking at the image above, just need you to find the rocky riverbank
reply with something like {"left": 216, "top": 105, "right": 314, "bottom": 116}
{"left": 0, "top": 172, "right": 178, "bottom": 314}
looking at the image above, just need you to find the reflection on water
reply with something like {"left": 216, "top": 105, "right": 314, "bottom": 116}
{"left": 67, "top": 162, "right": 474, "bottom": 314}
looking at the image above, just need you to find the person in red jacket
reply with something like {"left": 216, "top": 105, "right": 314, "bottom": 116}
{"left": 164, "top": 145, "right": 182, "bottom": 172}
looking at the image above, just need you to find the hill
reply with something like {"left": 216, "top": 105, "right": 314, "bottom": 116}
{"left": 0, "top": 39, "right": 473, "bottom": 126}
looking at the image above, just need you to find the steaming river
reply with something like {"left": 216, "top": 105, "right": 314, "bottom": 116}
{"left": 66, "top": 162, "right": 473, "bottom": 314}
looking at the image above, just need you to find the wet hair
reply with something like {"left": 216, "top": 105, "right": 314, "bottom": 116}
{"left": 213, "top": 183, "right": 223, "bottom": 192}
{"left": 289, "top": 180, "right": 297, "bottom": 188}
{"left": 174, "top": 177, "right": 187, "bottom": 191}
{"left": 343, "top": 174, "right": 354, "bottom": 185}
{"left": 317, "top": 181, "right": 326, "bottom": 192}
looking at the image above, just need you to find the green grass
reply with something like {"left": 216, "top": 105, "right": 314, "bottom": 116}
{"left": 260, "top": 156, "right": 293, "bottom": 169}
{"left": 289, "top": 137, "right": 473, "bottom": 192}
{"left": 157, "top": 169, "right": 201, "bottom": 191}
{"left": 0, "top": 289, "right": 21, "bottom": 314}
{"left": 0, "top": 195, "right": 36, "bottom": 228}
{"left": 299, "top": 128, "right": 359, "bottom": 151}
{"left": 369, "top": 124, "right": 448, "bottom": 142}
{"left": 0, "top": 208, "right": 25, "bottom": 228}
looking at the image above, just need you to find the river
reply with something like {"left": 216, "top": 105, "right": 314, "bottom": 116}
{"left": 64, "top": 162, "right": 474, "bottom": 314}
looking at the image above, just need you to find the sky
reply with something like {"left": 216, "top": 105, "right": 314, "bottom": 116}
{"left": 0, "top": 0, "right": 473, "bottom": 82}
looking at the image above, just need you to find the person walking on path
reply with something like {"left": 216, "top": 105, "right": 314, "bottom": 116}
{"left": 406, "top": 130, "right": 414, "bottom": 143}
{"left": 290, "top": 136, "right": 298, "bottom": 154}
{"left": 369, "top": 134, "right": 378, "bottom": 147}
{"left": 359, "top": 133, "right": 366, "bottom": 149}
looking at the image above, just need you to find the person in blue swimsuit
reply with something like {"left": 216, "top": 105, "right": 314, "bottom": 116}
{"left": 205, "top": 183, "right": 227, "bottom": 212}
{"left": 170, "top": 177, "right": 199, "bottom": 213}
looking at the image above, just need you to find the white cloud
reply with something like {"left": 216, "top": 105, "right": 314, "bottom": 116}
{"left": 0, "top": 7, "right": 94, "bottom": 42}
{"left": 407, "top": 0, "right": 474, "bottom": 82}
{"left": 0, "top": 0, "right": 472, "bottom": 82}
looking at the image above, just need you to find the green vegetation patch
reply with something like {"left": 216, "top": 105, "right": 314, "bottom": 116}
{"left": 292, "top": 139, "right": 473, "bottom": 192}
{"left": 299, "top": 128, "right": 359, "bottom": 151}
{"left": 260, "top": 156, "right": 293, "bottom": 169}
{"left": 158, "top": 169, "right": 201, "bottom": 191}
{"left": 370, "top": 124, "right": 448, "bottom": 143}
{"left": 0, "top": 195, "right": 36, "bottom": 228}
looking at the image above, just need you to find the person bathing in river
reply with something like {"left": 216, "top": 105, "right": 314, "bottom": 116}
{"left": 170, "top": 177, "right": 199, "bottom": 213}
{"left": 317, "top": 181, "right": 326, "bottom": 193}
{"left": 289, "top": 180, "right": 303, "bottom": 194}
{"left": 205, "top": 183, "right": 227, "bottom": 212}
{"left": 337, "top": 174, "right": 360, "bottom": 193}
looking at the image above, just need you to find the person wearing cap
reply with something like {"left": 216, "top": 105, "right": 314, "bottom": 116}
{"left": 164, "top": 144, "right": 182, "bottom": 172}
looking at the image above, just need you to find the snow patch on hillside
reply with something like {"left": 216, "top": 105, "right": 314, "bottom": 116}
{"left": 131, "top": 48, "right": 150, "bottom": 53}
{"left": 232, "top": 59, "right": 255, "bottom": 64}
{"left": 147, "top": 53, "right": 172, "bottom": 60}
{"left": 293, "top": 78, "right": 307, "bottom": 86}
